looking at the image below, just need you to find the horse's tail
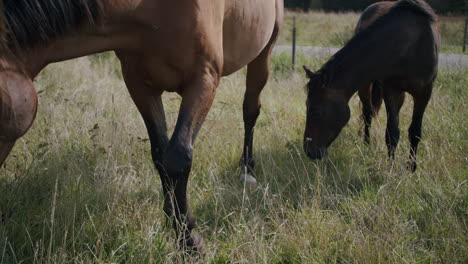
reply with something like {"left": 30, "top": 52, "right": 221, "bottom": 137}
{"left": 370, "top": 81, "right": 383, "bottom": 118}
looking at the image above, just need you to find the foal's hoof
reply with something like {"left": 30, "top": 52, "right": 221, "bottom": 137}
{"left": 179, "top": 232, "right": 204, "bottom": 254}
{"left": 406, "top": 161, "right": 417, "bottom": 173}
{"left": 240, "top": 173, "right": 257, "bottom": 189}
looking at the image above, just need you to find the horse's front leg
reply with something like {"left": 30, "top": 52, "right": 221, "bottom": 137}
{"left": 0, "top": 141, "right": 15, "bottom": 166}
{"left": 0, "top": 72, "right": 38, "bottom": 167}
{"left": 161, "top": 66, "right": 219, "bottom": 252}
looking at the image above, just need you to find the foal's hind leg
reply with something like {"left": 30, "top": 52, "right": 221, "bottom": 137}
{"left": 407, "top": 84, "right": 433, "bottom": 172}
{"left": 240, "top": 20, "right": 280, "bottom": 186}
{"left": 358, "top": 81, "right": 383, "bottom": 144}
{"left": 383, "top": 86, "right": 405, "bottom": 160}
{"left": 358, "top": 84, "right": 374, "bottom": 144}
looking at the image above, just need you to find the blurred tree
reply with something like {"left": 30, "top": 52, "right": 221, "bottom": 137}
{"left": 284, "top": 0, "right": 310, "bottom": 11}
{"left": 284, "top": 0, "right": 466, "bottom": 14}
{"left": 426, "top": 0, "right": 465, "bottom": 13}
{"left": 309, "top": 0, "right": 322, "bottom": 9}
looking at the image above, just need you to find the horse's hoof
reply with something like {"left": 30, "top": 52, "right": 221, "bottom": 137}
{"left": 240, "top": 173, "right": 257, "bottom": 189}
{"left": 179, "top": 232, "right": 204, "bottom": 254}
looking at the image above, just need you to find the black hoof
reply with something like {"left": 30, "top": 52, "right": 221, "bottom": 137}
{"left": 406, "top": 161, "right": 417, "bottom": 173}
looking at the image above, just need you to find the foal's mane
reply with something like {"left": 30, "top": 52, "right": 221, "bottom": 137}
{"left": 1, "top": 0, "right": 101, "bottom": 49}
{"left": 319, "top": 0, "right": 436, "bottom": 76}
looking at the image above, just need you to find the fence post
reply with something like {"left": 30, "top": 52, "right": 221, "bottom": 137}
{"left": 292, "top": 16, "right": 297, "bottom": 70}
{"left": 464, "top": 10, "right": 468, "bottom": 53}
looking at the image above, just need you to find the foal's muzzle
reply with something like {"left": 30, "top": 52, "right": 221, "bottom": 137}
{"left": 304, "top": 139, "right": 328, "bottom": 160}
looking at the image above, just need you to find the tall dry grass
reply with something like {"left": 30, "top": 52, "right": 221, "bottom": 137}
{"left": 0, "top": 51, "right": 466, "bottom": 263}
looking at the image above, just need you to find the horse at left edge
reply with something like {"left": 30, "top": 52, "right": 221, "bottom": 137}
{"left": 0, "top": 0, "right": 283, "bottom": 252}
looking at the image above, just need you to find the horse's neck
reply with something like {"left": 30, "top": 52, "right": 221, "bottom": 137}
{"left": 20, "top": 17, "right": 137, "bottom": 78}
{"left": 328, "top": 45, "right": 392, "bottom": 101}
{"left": 36, "top": 35, "right": 120, "bottom": 75}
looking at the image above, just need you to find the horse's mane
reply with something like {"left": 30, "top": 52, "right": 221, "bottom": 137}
{"left": 319, "top": 0, "right": 437, "bottom": 75}
{"left": 1, "top": 0, "right": 101, "bottom": 49}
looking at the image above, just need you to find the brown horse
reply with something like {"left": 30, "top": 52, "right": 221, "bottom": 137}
{"left": 302, "top": 0, "right": 439, "bottom": 171}
{"left": 0, "top": 0, "right": 283, "bottom": 251}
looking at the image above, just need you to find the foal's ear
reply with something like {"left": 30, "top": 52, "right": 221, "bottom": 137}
{"left": 303, "top": 65, "right": 314, "bottom": 79}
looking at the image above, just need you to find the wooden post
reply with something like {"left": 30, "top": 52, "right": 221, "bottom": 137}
{"left": 292, "top": 16, "right": 297, "bottom": 70}
{"left": 464, "top": 12, "right": 468, "bottom": 53}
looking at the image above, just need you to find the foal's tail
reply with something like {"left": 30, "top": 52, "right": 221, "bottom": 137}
{"left": 370, "top": 81, "right": 383, "bottom": 118}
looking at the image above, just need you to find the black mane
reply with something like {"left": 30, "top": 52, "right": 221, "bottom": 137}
{"left": 319, "top": 0, "right": 437, "bottom": 75}
{"left": 3, "top": 0, "right": 101, "bottom": 49}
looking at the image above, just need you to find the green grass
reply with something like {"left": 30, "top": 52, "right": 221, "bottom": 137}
{"left": 0, "top": 50, "right": 466, "bottom": 263}
{"left": 278, "top": 11, "right": 468, "bottom": 54}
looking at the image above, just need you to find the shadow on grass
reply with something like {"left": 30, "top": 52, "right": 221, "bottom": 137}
{"left": 193, "top": 138, "right": 389, "bottom": 236}
{"left": 0, "top": 142, "right": 169, "bottom": 263}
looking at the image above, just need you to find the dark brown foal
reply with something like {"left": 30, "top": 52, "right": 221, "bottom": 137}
{"left": 303, "top": 0, "right": 439, "bottom": 171}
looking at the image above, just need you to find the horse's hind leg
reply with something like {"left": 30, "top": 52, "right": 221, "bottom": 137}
{"left": 408, "top": 84, "right": 432, "bottom": 172}
{"left": 240, "top": 19, "right": 280, "bottom": 186}
{"left": 383, "top": 85, "right": 405, "bottom": 160}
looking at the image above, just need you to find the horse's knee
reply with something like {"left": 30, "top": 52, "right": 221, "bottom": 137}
{"left": 161, "top": 142, "right": 193, "bottom": 181}
{"left": 0, "top": 72, "right": 37, "bottom": 141}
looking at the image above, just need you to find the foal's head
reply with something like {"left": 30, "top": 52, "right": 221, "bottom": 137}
{"left": 302, "top": 65, "right": 350, "bottom": 160}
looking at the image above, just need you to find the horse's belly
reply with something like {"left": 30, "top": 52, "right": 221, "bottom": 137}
{"left": 221, "top": 0, "right": 276, "bottom": 76}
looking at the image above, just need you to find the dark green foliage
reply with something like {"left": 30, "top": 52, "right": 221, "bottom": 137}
{"left": 285, "top": 0, "right": 467, "bottom": 13}
{"left": 426, "top": 0, "right": 466, "bottom": 13}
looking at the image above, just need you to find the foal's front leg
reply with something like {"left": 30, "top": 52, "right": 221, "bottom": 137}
{"left": 161, "top": 67, "right": 219, "bottom": 252}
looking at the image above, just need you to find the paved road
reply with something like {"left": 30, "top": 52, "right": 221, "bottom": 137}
{"left": 274, "top": 45, "right": 468, "bottom": 70}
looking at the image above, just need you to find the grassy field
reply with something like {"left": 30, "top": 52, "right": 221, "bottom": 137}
{"left": 278, "top": 11, "right": 467, "bottom": 54}
{"left": 0, "top": 13, "right": 467, "bottom": 264}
